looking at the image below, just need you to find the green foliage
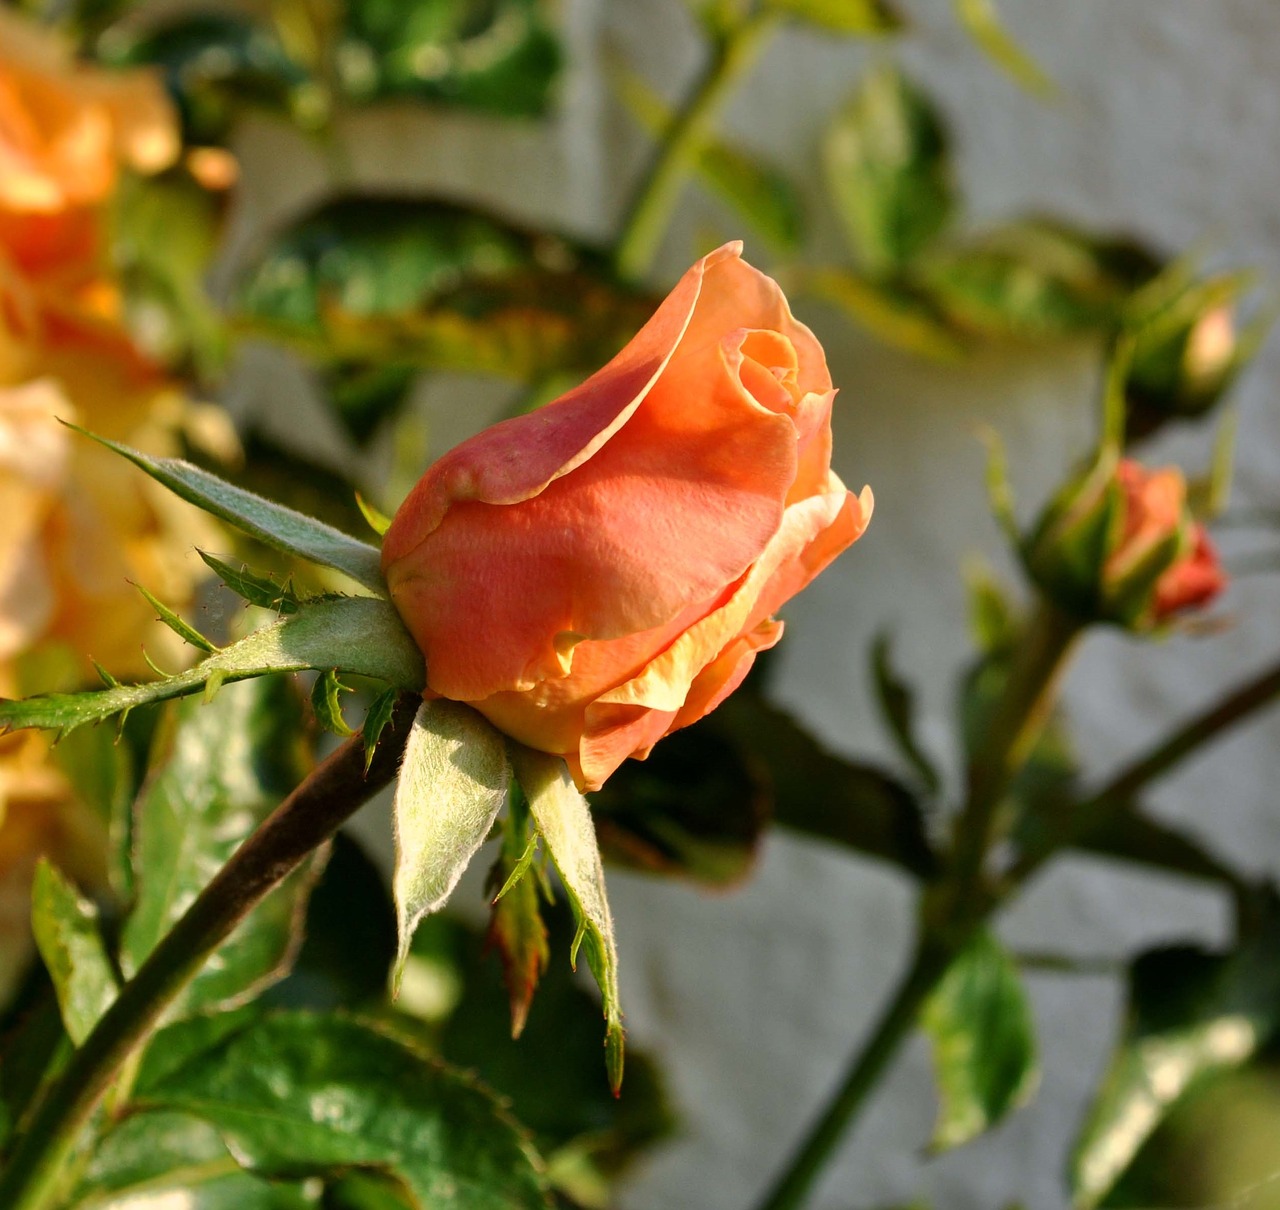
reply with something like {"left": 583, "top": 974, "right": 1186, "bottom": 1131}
{"left": 73, "top": 1110, "right": 316, "bottom": 1209}
{"left": 391, "top": 701, "right": 512, "bottom": 990}
{"left": 922, "top": 929, "right": 1039, "bottom": 1150}
{"left": 611, "top": 58, "right": 804, "bottom": 252}
{"left": 102, "top": 12, "right": 320, "bottom": 144}
{"left": 119, "top": 680, "right": 321, "bottom": 1018}
{"left": 198, "top": 552, "right": 301, "bottom": 615}
{"left": 1071, "top": 911, "right": 1280, "bottom": 1207}
{"left": 825, "top": 64, "right": 957, "bottom": 274}
{"left": 235, "top": 195, "right": 655, "bottom": 389}
{"left": 134, "top": 1012, "right": 552, "bottom": 1209}
{"left": 953, "top": 0, "right": 1053, "bottom": 96}
{"left": 763, "top": 0, "right": 905, "bottom": 36}
{"left": 706, "top": 692, "right": 936, "bottom": 878}
{"left": 74, "top": 428, "right": 386, "bottom": 593}
{"left": 30, "top": 861, "right": 118, "bottom": 1046}
{"left": 336, "top": 0, "right": 561, "bottom": 114}
{"left": 0, "top": 596, "right": 424, "bottom": 736}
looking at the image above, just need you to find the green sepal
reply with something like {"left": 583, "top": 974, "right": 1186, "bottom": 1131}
{"left": 69, "top": 424, "right": 385, "bottom": 593}
{"left": 509, "top": 745, "right": 624, "bottom": 1093}
{"left": 356, "top": 492, "right": 393, "bottom": 537}
{"left": 133, "top": 582, "right": 220, "bottom": 654}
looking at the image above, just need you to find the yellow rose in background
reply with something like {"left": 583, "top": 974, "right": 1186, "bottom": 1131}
{"left": 0, "top": 6, "right": 178, "bottom": 277}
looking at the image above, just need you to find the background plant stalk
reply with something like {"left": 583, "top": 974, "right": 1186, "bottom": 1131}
{"left": 0, "top": 694, "right": 419, "bottom": 1210}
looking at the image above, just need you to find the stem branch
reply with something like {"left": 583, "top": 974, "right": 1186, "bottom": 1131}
{"left": 613, "top": 12, "right": 781, "bottom": 282}
{"left": 0, "top": 695, "right": 419, "bottom": 1210}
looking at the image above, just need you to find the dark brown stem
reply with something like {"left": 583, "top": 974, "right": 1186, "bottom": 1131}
{"left": 0, "top": 695, "right": 419, "bottom": 1210}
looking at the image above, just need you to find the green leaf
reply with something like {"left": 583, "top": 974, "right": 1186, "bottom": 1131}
{"left": 119, "top": 679, "right": 322, "bottom": 1017}
{"left": 198, "top": 551, "right": 301, "bottom": 614}
{"left": 954, "top": 0, "right": 1054, "bottom": 97}
{"left": 825, "top": 65, "right": 956, "bottom": 273}
{"left": 435, "top": 903, "right": 674, "bottom": 1194}
{"left": 508, "top": 746, "right": 624, "bottom": 1093}
{"left": 921, "top": 929, "right": 1039, "bottom": 1150}
{"left": 30, "top": 860, "right": 118, "bottom": 1046}
{"left": 485, "top": 791, "right": 549, "bottom": 1038}
{"left": 589, "top": 722, "right": 769, "bottom": 886}
{"left": 0, "top": 596, "right": 424, "bottom": 736}
{"left": 336, "top": 0, "right": 562, "bottom": 115}
{"left": 134, "top": 582, "right": 220, "bottom": 653}
{"left": 71, "top": 1109, "right": 316, "bottom": 1209}
{"left": 705, "top": 693, "right": 936, "bottom": 878}
{"left": 871, "top": 633, "right": 941, "bottom": 795}
{"left": 610, "top": 59, "right": 803, "bottom": 252}
{"left": 234, "top": 195, "right": 654, "bottom": 381}
{"left": 102, "top": 12, "right": 319, "bottom": 144}
{"left": 137, "top": 1011, "right": 552, "bottom": 1209}
{"left": 1070, "top": 915, "right": 1280, "bottom": 1208}
{"left": 763, "top": 0, "right": 905, "bottom": 35}
{"left": 111, "top": 166, "right": 228, "bottom": 378}
{"left": 915, "top": 219, "right": 1161, "bottom": 340}
{"left": 797, "top": 267, "right": 968, "bottom": 361}
{"left": 392, "top": 701, "right": 512, "bottom": 991}
{"left": 73, "top": 426, "right": 385, "bottom": 592}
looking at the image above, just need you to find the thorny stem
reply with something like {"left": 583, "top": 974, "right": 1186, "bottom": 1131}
{"left": 613, "top": 11, "right": 782, "bottom": 282}
{"left": 0, "top": 695, "right": 419, "bottom": 1210}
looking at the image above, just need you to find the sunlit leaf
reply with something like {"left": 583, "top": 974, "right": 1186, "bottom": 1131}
{"left": 1071, "top": 912, "right": 1280, "bottom": 1208}
{"left": 915, "top": 219, "right": 1161, "bottom": 340}
{"left": 137, "top": 1011, "right": 552, "bottom": 1208}
{"left": 0, "top": 596, "right": 424, "bottom": 736}
{"left": 336, "top": 0, "right": 561, "bottom": 115}
{"left": 74, "top": 427, "right": 385, "bottom": 593}
{"left": 825, "top": 65, "right": 956, "bottom": 273}
{"left": 509, "top": 745, "right": 624, "bottom": 1092}
{"left": 922, "top": 929, "right": 1038, "bottom": 1150}
{"left": 763, "top": 0, "right": 904, "bottom": 35}
{"left": 392, "top": 701, "right": 511, "bottom": 990}
{"left": 234, "top": 195, "right": 655, "bottom": 380}
{"left": 30, "top": 860, "right": 117, "bottom": 1046}
{"left": 119, "top": 679, "right": 322, "bottom": 1017}
{"left": 796, "top": 266, "right": 967, "bottom": 362}
{"left": 954, "top": 0, "right": 1054, "bottom": 97}
{"left": 72, "top": 1109, "right": 315, "bottom": 1209}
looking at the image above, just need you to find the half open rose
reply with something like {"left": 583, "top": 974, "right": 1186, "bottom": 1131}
{"left": 383, "top": 242, "right": 872, "bottom": 790}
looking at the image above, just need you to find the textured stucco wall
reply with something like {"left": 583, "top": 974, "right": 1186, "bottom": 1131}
{"left": 222, "top": 3, "right": 1280, "bottom": 1206}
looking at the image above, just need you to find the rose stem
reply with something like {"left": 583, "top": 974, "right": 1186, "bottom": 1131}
{"left": 1008, "top": 651, "right": 1280, "bottom": 887}
{"left": 756, "top": 638, "right": 1280, "bottom": 1210}
{"left": 613, "top": 10, "right": 782, "bottom": 283}
{"left": 0, "top": 693, "right": 420, "bottom": 1210}
{"left": 755, "top": 603, "right": 1082, "bottom": 1210}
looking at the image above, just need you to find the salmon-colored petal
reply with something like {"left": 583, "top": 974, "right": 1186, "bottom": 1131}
{"left": 669, "top": 618, "right": 784, "bottom": 734}
{"left": 382, "top": 243, "right": 744, "bottom": 567}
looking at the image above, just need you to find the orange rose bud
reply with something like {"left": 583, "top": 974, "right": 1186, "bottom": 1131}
{"left": 382, "top": 243, "right": 872, "bottom": 791}
{"left": 1025, "top": 453, "right": 1225, "bottom": 630}
{"left": 1111, "top": 460, "right": 1227, "bottom": 622}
